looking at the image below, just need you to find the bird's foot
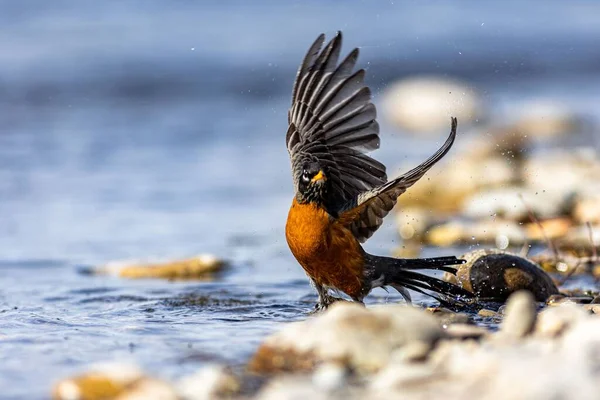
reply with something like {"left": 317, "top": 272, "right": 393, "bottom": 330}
{"left": 309, "top": 293, "right": 347, "bottom": 314}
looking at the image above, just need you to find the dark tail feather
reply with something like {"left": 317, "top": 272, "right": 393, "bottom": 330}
{"left": 399, "top": 256, "right": 466, "bottom": 274}
{"left": 367, "top": 254, "right": 473, "bottom": 302}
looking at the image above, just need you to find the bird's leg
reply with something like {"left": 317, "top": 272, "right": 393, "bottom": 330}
{"left": 310, "top": 281, "right": 345, "bottom": 313}
{"left": 313, "top": 282, "right": 333, "bottom": 312}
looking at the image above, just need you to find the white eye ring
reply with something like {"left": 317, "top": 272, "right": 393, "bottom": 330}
{"left": 301, "top": 170, "right": 310, "bottom": 183}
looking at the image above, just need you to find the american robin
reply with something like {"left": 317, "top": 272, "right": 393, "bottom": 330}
{"left": 284, "top": 32, "right": 472, "bottom": 310}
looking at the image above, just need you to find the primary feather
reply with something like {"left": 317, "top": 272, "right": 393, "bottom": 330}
{"left": 287, "top": 32, "right": 387, "bottom": 211}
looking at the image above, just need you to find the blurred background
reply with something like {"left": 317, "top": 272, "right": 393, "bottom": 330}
{"left": 1, "top": 1, "right": 600, "bottom": 398}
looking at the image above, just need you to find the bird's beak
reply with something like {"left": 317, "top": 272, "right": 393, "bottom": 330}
{"left": 311, "top": 170, "right": 326, "bottom": 183}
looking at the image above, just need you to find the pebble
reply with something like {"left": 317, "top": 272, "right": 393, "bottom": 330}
{"left": 53, "top": 363, "right": 144, "bottom": 400}
{"left": 477, "top": 309, "right": 499, "bottom": 318}
{"left": 176, "top": 365, "right": 240, "bottom": 400}
{"left": 443, "top": 249, "right": 559, "bottom": 301}
{"left": 523, "top": 148, "right": 600, "bottom": 199}
{"left": 462, "top": 187, "right": 564, "bottom": 222}
{"left": 426, "top": 307, "right": 471, "bottom": 326}
{"left": 511, "top": 100, "right": 582, "bottom": 139}
{"left": 92, "top": 254, "right": 227, "bottom": 280}
{"left": 446, "top": 324, "right": 489, "bottom": 340}
{"left": 312, "top": 363, "right": 347, "bottom": 392}
{"left": 426, "top": 219, "right": 526, "bottom": 247}
{"left": 398, "top": 156, "right": 516, "bottom": 213}
{"left": 582, "top": 304, "right": 600, "bottom": 314}
{"left": 381, "top": 76, "right": 482, "bottom": 133}
{"left": 546, "top": 294, "right": 567, "bottom": 305}
{"left": 499, "top": 291, "right": 537, "bottom": 339}
{"left": 535, "top": 304, "right": 589, "bottom": 338}
{"left": 248, "top": 302, "right": 444, "bottom": 374}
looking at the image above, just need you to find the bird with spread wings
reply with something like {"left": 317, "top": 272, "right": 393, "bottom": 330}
{"left": 284, "top": 32, "right": 472, "bottom": 310}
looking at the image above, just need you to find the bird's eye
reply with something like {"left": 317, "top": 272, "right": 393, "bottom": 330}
{"left": 301, "top": 170, "right": 310, "bottom": 183}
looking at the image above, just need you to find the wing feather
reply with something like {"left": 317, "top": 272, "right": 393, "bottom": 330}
{"left": 287, "top": 32, "right": 386, "bottom": 210}
{"left": 337, "top": 118, "right": 459, "bottom": 242}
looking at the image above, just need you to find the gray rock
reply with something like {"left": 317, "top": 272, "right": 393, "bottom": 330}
{"left": 500, "top": 291, "right": 537, "bottom": 339}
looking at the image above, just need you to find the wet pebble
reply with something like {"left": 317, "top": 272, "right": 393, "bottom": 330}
{"left": 92, "top": 254, "right": 227, "bottom": 280}
{"left": 546, "top": 294, "right": 566, "bottom": 306}
{"left": 582, "top": 304, "right": 600, "bottom": 314}
{"left": 477, "top": 309, "right": 499, "bottom": 318}
{"left": 499, "top": 291, "right": 537, "bottom": 339}
{"left": 426, "top": 307, "right": 471, "bottom": 326}
{"left": 444, "top": 249, "right": 559, "bottom": 301}
{"left": 446, "top": 323, "right": 490, "bottom": 340}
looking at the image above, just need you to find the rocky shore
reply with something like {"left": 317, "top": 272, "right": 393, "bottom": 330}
{"left": 53, "top": 76, "right": 599, "bottom": 399}
{"left": 53, "top": 294, "right": 600, "bottom": 400}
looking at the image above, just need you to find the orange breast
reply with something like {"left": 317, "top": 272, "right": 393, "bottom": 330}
{"left": 285, "top": 198, "right": 365, "bottom": 298}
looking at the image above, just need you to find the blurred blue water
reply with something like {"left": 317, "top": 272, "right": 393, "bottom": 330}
{"left": 1, "top": 1, "right": 600, "bottom": 398}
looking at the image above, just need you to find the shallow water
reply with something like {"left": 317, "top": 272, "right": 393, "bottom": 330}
{"left": 1, "top": 2, "right": 600, "bottom": 398}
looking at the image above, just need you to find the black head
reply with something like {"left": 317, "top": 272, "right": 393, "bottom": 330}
{"left": 296, "top": 162, "right": 328, "bottom": 205}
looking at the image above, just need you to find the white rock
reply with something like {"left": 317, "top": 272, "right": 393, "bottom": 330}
{"left": 381, "top": 76, "right": 482, "bottom": 133}
{"left": 462, "top": 187, "right": 564, "bottom": 221}
{"left": 499, "top": 291, "right": 537, "bottom": 339}
{"left": 511, "top": 100, "right": 582, "bottom": 139}
{"left": 250, "top": 302, "right": 444, "bottom": 373}
{"left": 523, "top": 148, "right": 600, "bottom": 198}
{"left": 177, "top": 365, "right": 239, "bottom": 400}
{"left": 535, "top": 304, "right": 590, "bottom": 338}
{"left": 312, "top": 363, "right": 347, "bottom": 392}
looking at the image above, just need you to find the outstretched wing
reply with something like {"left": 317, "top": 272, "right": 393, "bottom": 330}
{"left": 286, "top": 32, "right": 387, "bottom": 211}
{"left": 337, "top": 118, "right": 458, "bottom": 242}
